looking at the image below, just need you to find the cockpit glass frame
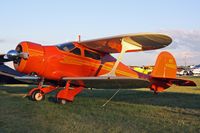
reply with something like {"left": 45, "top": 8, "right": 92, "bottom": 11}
{"left": 57, "top": 42, "right": 82, "bottom": 56}
{"left": 57, "top": 42, "right": 75, "bottom": 51}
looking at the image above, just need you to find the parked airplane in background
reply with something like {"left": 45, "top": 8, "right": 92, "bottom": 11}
{"left": 192, "top": 64, "right": 200, "bottom": 76}
{"left": 0, "top": 33, "right": 196, "bottom": 104}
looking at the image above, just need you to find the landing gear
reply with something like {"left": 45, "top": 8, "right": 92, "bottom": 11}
{"left": 60, "top": 99, "right": 67, "bottom": 105}
{"left": 57, "top": 98, "right": 68, "bottom": 105}
{"left": 150, "top": 84, "right": 160, "bottom": 95}
{"left": 56, "top": 80, "right": 84, "bottom": 103}
{"left": 28, "top": 78, "right": 58, "bottom": 102}
{"left": 27, "top": 79, "right": 84, "bottom": 104}
{"left": 150, "top": 83, "right": 168, "bottom": 94}
{"left": 31, "top": 90, "right": 44, "bottom": 101}
{"left": 28, "top": 86, "right": 57, "bottom": 101}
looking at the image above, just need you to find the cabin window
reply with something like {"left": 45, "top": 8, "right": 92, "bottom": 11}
{"left": 84, "top": 50, "right": 100, "bottom": 60}
{"left": 70, "top": 48, "right": 81, "bottom": 55}
{"left": 57, "top": 42, "right": 75, "bottom": 51}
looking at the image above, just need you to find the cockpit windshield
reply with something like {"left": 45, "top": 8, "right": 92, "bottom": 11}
{"left": 57, "top": 42, "right": 75, "bottom": 51}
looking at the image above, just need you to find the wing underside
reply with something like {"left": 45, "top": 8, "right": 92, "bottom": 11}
{"left": 78, "top": 33, "right": 172, "bottom": 53}
{"left": 63, "top": 76, "right": 150, "bottom": 89}
{"left": 14, "top": 76, "right": 150, "bottom": 89}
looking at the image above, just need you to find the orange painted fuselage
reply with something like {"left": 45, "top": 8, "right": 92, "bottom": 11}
{"left": 14, "top": 42, "right": 140, "bottom": 81}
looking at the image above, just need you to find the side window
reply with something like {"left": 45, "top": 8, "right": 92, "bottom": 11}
{"left": 70, "top": 48, "right": 81, "bottom": 55}
{"left": 84, "top": 50, "right": 100, "bottom": 60}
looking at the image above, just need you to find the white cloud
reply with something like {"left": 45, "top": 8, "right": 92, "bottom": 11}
{"left": 164, "top": 29, "right": 200, "bottom": 65}
{"left": 123, "top": 29, "right": 200, "bottom": 66}
{"left": 0, "top": 39, "right": 5, "bottom": 43}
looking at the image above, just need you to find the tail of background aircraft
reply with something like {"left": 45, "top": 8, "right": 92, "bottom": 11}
{"left": 149, "top": 51, "right": 196, "bottom": 93}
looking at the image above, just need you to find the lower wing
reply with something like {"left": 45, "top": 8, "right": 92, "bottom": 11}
{"left": 15, "top": 76, "right": 150, "bottom": 89}
{"left": 62, "top": 76, "right": 150, "bottom": 89}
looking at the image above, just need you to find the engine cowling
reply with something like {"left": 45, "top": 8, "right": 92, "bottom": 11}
{"left": 14, "top": 41, "right": 45, "bottom": 76}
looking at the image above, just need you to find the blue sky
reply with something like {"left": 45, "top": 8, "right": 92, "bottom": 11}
{"left": 0, "top": 0, "right": 200, "bottom": 66}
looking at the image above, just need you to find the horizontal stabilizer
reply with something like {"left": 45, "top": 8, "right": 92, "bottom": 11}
{"left": 152, "top": 77, "right": 196, "bottom": 86}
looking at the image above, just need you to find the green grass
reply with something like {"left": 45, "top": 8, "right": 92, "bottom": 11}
{"left": 0, "top": 78, "right": 200, "bottom": 133}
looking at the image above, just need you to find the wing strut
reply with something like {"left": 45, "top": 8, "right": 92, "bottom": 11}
{"left": 102, "top": 89, "right": 120, "bottom": 107}
{"left": 103, "top": 38, "right": 141, "bottom": 76}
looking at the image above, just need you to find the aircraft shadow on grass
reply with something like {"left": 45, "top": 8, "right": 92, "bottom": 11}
{"left": 0, "top": 85, "right": 200, "bottom": 110}
{"left": 80, "top": 89, "right": 200, "bottom": 110}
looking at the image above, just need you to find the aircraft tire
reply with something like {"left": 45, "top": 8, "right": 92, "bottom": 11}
{"left": 57, "top": 98, "right": 67, "bottom": 104}
{"left": 31, "top": 90, "right": 45, "bottom": 101}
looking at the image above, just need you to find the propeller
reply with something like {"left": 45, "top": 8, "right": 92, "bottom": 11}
{"left": 0, "top": 50, "right": 29, "bottom": 63}
{"left": 0, "top": 54, "right": 11, "bottom": 63}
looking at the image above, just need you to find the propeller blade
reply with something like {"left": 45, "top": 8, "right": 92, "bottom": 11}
{"left": 0, "top": 54, "right": 11, "bottom": 63}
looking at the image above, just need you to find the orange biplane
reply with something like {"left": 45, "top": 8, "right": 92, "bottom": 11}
{"left": 0, "top": 33, "right": 196, "bottom": 104}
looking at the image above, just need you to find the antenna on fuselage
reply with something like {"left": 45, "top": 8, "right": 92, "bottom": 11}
{"left": 78, "top": 35, "right": 81, "bottom": 42}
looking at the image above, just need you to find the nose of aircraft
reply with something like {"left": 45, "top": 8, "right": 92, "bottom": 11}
{"left": 13, "top": 41, "right": 46, "bottom": 75}
{"left": 5, "top": 50, "right": 19, "bottom": 60}
{"left": 4, "top": 49, "right": 29, "bottom": 62}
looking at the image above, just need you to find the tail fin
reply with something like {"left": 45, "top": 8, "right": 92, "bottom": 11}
{"left": 150, "top": 51, "right": 196, "bottom": 93}
{"left": 151, "top": 51, "right": 177, "bottom": 78}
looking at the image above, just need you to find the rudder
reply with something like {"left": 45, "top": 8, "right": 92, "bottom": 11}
{"left": 151, "top": 51, "right": 177, "bottom": 78}
{"left": 149, "top": 51, "right": 196, "bottom": 93}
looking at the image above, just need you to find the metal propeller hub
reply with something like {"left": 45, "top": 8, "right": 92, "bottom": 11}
{"left": 4, "top": 50, "right": 20, "bottom": 60}
{"left": 1, "top": 45, "right": 29, "bottom": 65}
{"left": 0, "top": 44, "right": 29, "bottom": 64}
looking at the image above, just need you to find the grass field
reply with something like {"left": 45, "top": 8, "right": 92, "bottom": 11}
{"left": 0, "top": 77, "right": 200, "bottom": 133}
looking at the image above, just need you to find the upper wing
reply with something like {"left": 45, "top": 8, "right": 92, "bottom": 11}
{"left": 63, "top": 76, "right": 150, "bottom": 89}
{"left": 78, "top": 33, "right": 172, "bottom": 53}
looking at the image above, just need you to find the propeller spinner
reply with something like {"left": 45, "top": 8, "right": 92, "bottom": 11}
{"left": 0, "top": 48, "right": 29, "bottom": 63}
